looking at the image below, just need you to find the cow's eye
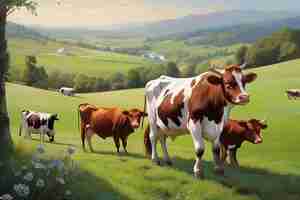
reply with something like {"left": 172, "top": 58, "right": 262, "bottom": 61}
{"left": 226, "top": 85, "right": 233, "bottom": 89}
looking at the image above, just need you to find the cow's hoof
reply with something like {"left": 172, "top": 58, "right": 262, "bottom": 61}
{"left": 165, "top": 160, "right": 173, "bottom": 166}
{"left": 194, "top": 171, "right": 204, "bottom": 179}
{"left": 152, "top": 159, "right": 161, "bottom": 166}
{"left": 214, "top": 167, "right": 225, "bottom": 176}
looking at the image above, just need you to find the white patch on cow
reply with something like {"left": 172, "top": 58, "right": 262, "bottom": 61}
{"left": 202, "top": 117, "right": 224, "bottom": 142}
{"left": 232, "top": 71, "right": 248, "bottom": 103}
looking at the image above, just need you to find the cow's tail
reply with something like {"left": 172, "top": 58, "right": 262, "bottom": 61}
{"left": 144, "top": 124, "right": 152, "bottom": 158}
{"left": 77, "top": 104, "right": 87, "bottom": 150}
{"left": 141, "top": 95, "right": 147, "bottom": 128}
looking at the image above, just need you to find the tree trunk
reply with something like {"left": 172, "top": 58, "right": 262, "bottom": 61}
{"left": 0, "top": 5, "right": 13, "bottom": 160}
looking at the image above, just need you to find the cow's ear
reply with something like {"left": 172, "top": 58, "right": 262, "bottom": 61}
{"left": 122, "top": 110, "right": 130, "bottom": 115}
{"left": 244, "top": 73, "right": 257, "bottom": 83}
{"left": 207, "top": 75, "right": 222, "bottom": 85}
{"left": 261, "top": 123, "right": 267, "bottom": 129}
{"left": 53, "top": 114, "right": 59, "bottom": 120}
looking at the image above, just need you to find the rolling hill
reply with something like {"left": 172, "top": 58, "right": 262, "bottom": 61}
{"left": 6, "top": 58, "right": 300, "bottom": 200}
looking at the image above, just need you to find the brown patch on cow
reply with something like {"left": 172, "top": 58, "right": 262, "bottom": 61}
{"left": 190, "top": 79, "right": 196, "bottom": 87}
{"left": 27, "top": 114, "right": 45, "bottom": 129}
{"left": 188, "top": 73, "right": 227, "bottom": 124}
{"left": 158, "top": 89, "right": 185, "bottom": 127}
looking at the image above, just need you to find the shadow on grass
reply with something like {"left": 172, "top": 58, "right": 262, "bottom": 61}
{"left": 172, "top": 156, "right": 300, "bottom": 200}
{"left": 0, "top": 153, "right": 130, "bottom": 200}
{"left": 91, "top": 150, "right": 146, "bottom": 159}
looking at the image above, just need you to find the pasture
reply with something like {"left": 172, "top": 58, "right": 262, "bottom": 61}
{"left": 6, "top": 58, "right": 300, "bottom": 200}
{"left": 8, "top": 37, "right": 151, "bottom": 77}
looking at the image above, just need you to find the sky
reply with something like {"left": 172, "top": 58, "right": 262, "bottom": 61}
{"left": 8, "top": 0, "right": 300, "bottom": 28}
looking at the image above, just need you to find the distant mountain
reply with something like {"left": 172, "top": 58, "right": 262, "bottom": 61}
{"left": 27, "top": 10, "right": 300, "bottom": 40}
{"left": 6, "top": 21, "right": 48, "bottom": 40}
{"left": 120, "top": 10, "right": 300, "bottom": 37}
{"left": 158, "top": 16, "right": 300, "bottom": 46}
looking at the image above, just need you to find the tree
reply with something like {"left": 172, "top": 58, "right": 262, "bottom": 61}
{"left": 0, "top": 0, "right": 37, "bottom": 159}
{"left": 23, "top": 55, "right": 37, "bottom": 86}
{"left": 235, "top": 45, "right": 248, "bottom": 64}
{"left": 165, "top": 62, "right": 180, "bottom": 77}
{"left": 127, "top": 68, "right": 142, "bottom": 88}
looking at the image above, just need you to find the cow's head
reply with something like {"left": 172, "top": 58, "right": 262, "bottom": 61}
{"left": 207, "top": 63, "right": 257, "bottom": 105}
{"left": 123, "top": 109, "right": 148, "bottom": 129}
{"left": 241, "top": 119, "right": 267, "bottom": 144}
{"left": 47, "top": 114, "right": 59, "bottom": 142}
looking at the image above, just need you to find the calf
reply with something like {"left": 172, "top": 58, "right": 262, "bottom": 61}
{"left": 19, "top": 110, "right": 59, "bottom": 143}
{"left": 59, "top": 87, "right": 75, "bottom": 96}
{"left": 220, "top": 119, "right": 267, "bottom": 167}
{"left": 286, "top": 89, "right": 300, "bottom": 100}
{"left": 78, "top": 103, "right": 147, "bottom": 153}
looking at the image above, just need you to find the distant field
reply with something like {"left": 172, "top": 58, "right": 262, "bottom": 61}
{"left": 8, "top": 37, "right": 151, "bottom": 77}
{"left": 6, "top": 58, "right": 300, "bottom": 200}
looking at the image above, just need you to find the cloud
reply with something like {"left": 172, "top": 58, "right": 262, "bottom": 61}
{"left": 8, "top": 0, "right": 215, "bottom": 27}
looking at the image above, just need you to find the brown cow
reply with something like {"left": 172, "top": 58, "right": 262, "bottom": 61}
{"left": 220, "top": 119, "right": 267, "bottom": 167}
{"left": 78, "top": 103, "right": 147, "bottom": 153}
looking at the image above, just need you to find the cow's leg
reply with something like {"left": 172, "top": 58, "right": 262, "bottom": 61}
{"left": 149, "top": 125, "right": 160, "bottom": 165}
{"left": 121, "top": 136, "right": 128, "bottom": 154}
{"left": 212, "top": 139, "right": 224, "bottom": 175}
{"left": 81, "top": 123, "right": 87, "bottom": 151}
{"left": 159, "top": 135, "right": 172, "bottom": 166}
{"left": 229, "top": 148, "right": 239, "bottom": 168}
{"left": 188, "top": 120, "right": 205, "bottom": 179}
{"left": 220, "top": 144, "right": 228, "bottom": 165}
{"left": 113, "top": 135, "right": 121, "bottom": 154}
{"left": 86, "top": 128, "right": 95, "bottom": 153}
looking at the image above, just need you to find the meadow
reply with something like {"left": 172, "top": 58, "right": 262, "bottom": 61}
{"left": 6, "top": 58, "right": 300, "bottom": 200}
{"left": 8, "top": 37, "right": 150, "bottom": 77}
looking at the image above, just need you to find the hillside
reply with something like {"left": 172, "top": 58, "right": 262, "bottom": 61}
{"left": 6, "top": 58, "right": 300, "bottom": 200}
{"left": 6, "top": 21, "right": 48, "bottom": 40}
{"left": 7, "top": 37, "right": 150, "bottom": 78}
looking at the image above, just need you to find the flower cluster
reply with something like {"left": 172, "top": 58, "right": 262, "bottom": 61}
{"left": 0, "top": 144, "right": 77, "bottom": 200}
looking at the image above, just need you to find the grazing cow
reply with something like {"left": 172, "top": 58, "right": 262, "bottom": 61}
{"left": 220, "top": 119, "right": 267, "bottom": 168}
{"left": 78, "top": 103, "right": 147, "bottom": 153}
{"left": 19, "top": 110, "right": 59, "bottom": 143}
{"left": 143, "top": 63, "right": 257, "bottom": 178}
{"left": 59, "top": 87, "right": 75, "bottom": 96}
{"left": 286, "top": 89, "right": 300, "bottom": 100}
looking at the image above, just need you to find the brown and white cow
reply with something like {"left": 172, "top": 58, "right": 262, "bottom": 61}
{"left": 143, "top": 64, "right": 257, "bottom": 178}
{"left": 78, "top": 103, "right": 147, "bottom": 153}
{"left": 286, "top": 89, "right": 300, "bottom": 100}
{"left": 19, "top": 110, "right": 59, "bottom": 143}
{"left": 220, "top": 119, "right": 267, "bottom": 168}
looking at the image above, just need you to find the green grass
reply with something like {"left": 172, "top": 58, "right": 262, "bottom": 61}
{"left": 6, "top": 58, "right": 300, "bottom": 199}
{"left": 8, "top": 37, "right": 151, "bottom": 77}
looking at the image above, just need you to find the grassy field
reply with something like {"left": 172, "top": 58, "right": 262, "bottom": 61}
{"left": 8, "top": 37, "right": 150, "bottom": 77}
{"left": 6, "top": 58, "right": 300, "bottom": 200}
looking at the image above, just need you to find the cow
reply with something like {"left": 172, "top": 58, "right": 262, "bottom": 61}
{"left": 78, "top": 103, "right": 147, "bottom": 153}
{"left": 219, "top": 119, "right": 267, "bottom": 168}
{"left": 143, "top": 63, "right": 257, "bottom": 178}
{"left": 286, "top": 89, "right": 300, "bottom": 100}
{"left": 19, "top": 110, "right": 59, "bottom": 143}
{"left": 59, "top": 87, "right": 75, "bottom": 96}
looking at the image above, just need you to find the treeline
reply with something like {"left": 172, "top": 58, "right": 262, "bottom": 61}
{"left": 7, "top": 56, "right": 187, "bottom": 93}
{"left": 235, "top": 28, "right": 300, "bottom": 67}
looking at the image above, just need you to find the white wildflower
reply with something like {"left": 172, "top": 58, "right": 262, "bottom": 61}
{"left": 14, "top": 171, "right": 22, "bottom": 177}
{"left": 0, "top": 194, "right": 14, "bottom": 200}
{"left": 33, "top": 162, "right": 46, "bottom": 169}
{"left": 65, "top": 190, "right": 72, "bottom": 196}
{"left": 23, "top": 172, "right": 34, "bottom": 182}
{"left": 49, "top": 160, "right": 64, "bottom": 171}
{"left": 66, "top": 146, "right": 76, "bottom": 156}
{"left": 36, "top": 179, "right": 45, "bottom": 188}
{"left": 36, "top": 144, "right": 45, "bottom": 154}
{"left": 56, "top": 177, "right": 65, "bottom": 185}
{"left": 13, "top": 184, "right": 30, "bottom": 197}
{"left": 21, "top": 166, "right": 28, "bottom": 171}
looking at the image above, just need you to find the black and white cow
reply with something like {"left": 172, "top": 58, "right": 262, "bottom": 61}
{"left": 19, "top": 110, "right": 59, "bottom": 143}
{"left": 59, "top": 87, "right": 75, "bottom": 96}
